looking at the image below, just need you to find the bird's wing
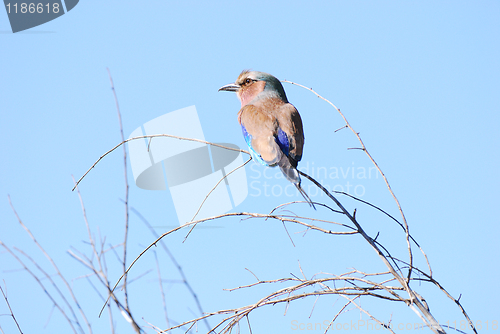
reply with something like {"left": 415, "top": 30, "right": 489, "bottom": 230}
{"left": 239, "top": 104, "right": 282, "bottom": 166}
{"left": 274, "top": 103, "right": 304, "bottom": 166}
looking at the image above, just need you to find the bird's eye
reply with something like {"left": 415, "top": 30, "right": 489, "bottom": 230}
{"left": 245, "top": 78, "right": 252, "bottom": 84}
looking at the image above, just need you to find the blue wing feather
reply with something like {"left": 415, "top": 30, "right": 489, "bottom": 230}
{"left": 276, "top": 128, "right": 290, "bottom": 156}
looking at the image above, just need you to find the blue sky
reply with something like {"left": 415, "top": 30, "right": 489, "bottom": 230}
{"left": 1, "top": 1, "right": 499, "bottom": 333}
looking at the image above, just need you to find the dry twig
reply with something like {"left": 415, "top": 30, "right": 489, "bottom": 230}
{"left": 0, "top": 284, "right": 23, "bottom": 334}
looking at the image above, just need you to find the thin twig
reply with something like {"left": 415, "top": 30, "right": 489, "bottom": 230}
{"left": 72, "top": 135, "right": 249, "bottom": 191}
{"left": 129, "top": 206, "right": 213, "bottom": 333}
{"left": 323, "top": 298, "right": 355, "bottom": 334}
{"left": 0, "top": 284, "right": 23, "bottom": 334}
{"left": 71, "top": 180, "right": 142, "bottom": 331}
{"left": 340, "top": 294, "right": 395, "bottom": 334}
{"left": 106, "top": 68, "right": 137, "bottom": 333}
{"left": 7, "top": 195, "right": 91, "bottom": 333}
{"left": 184, "top": 156, "right": 252, "bottom": 240}
{"left": 153, "top": 251, "right": 169, "bottom": 328}
{"left": 0, "top": 242, "right": 78, "bottom": 334}
{"left": 244, "top": 268, "right": 260, "bottom": 282}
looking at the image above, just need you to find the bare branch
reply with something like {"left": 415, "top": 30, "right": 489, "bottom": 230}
{"left": 106, "top": 68, "right": 137, "bottom": 333}
{"left": 71, "top": 182, "right": 142, "bottom": 332}
{"left": 129, "top": 206, "right": 213, "bottom": 333}
{"left": 72, "top": 135, "right": 249, "bottom": 191}
{"left": 0, "top": 283, "right": 23, "bottom": 334}
{"left": 184, "top": 156, "right": 252, "bottom": 240}
{"left": 153, "top": 251, "right": 169, "bottom": 328}
{"left": 7, "top": 195, "right": 91, "bottom": 333}
{"left": 339, "top": 294, "right": 396, "bottom": 334}
{"left": 0, "top": 242, "right": 78, "bottom": 334}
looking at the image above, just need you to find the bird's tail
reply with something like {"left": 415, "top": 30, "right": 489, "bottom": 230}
{"left": 294, "top": 181, "right": 316, "bottom": 209}
{"left": 278, "top": 156, "right": 316, "bottom": 209}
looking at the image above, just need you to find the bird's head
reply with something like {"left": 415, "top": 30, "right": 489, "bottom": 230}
{"left": 219, "top": 70, "right": 288, "bottom": 107}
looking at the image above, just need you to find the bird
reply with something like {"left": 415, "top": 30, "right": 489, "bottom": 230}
{"left": 219, "top": 70, "right": 314, "bottom": 208}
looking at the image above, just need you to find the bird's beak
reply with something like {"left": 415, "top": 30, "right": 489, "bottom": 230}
{"left": 218, "top": 83, "right": 240, "bottom": 92}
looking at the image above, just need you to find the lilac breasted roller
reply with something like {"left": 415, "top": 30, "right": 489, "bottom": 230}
{"left": 219, "top": 70, "right": 314, "bottom": 207}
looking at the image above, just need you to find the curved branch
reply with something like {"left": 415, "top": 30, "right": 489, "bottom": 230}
{"left": 72, "top": 135, "right": 250, "bottom": 191}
